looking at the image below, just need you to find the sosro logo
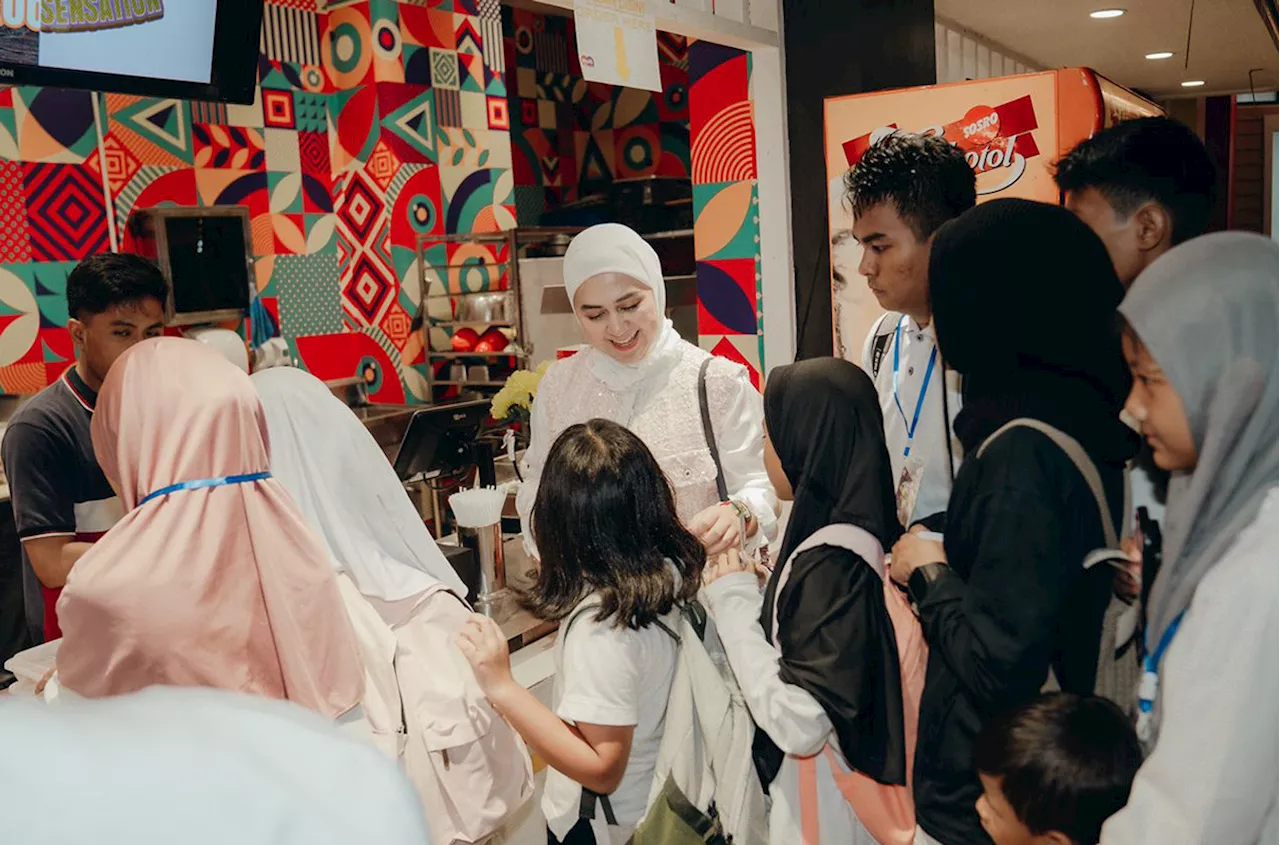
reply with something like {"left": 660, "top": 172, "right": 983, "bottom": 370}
{"left": 0, "top": 0, "right": 164, "bottom": 32}
{"left": 843, "top": 95, "right": 1043, "bottom": 196}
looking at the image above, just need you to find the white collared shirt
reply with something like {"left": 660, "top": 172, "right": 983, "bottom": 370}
{"left": 861, "top": 312, "right": 963, "bottom": 526}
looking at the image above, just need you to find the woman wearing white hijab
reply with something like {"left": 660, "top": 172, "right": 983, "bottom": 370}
{"left": 253, "top": 367, "right": 533, "bottom": 844}
{"left": 0, "top": 686, "right": 432, "bottom": 844}
{"left": 1100, "top": 232, "right": 1278, "bottom": 845}
{"left": 517, "top": 223, "right": 778, "bottom": 558}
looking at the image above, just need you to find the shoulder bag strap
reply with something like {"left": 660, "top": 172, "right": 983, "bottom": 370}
{"left": 976, "top": 418, "right": 1117, "bottom": 548}
{"left": 697, "top": 357, "right": 729, "bottom": 501}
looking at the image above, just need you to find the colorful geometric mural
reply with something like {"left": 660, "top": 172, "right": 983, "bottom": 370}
{"left": 503, "top": 8, "right": 691, "bottom": 223}
{"left": 689, "top": 41, "right": 763, "bottom": 388}
{"left": 0, "top": 2, "right": 759, "bottom": 399}
{"left": 0, "top": 0, "right": 514, "bottom": 402}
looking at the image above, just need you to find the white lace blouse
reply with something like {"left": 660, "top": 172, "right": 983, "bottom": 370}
{"left": 516, "top": 341, "right": 778, "bottom": 559}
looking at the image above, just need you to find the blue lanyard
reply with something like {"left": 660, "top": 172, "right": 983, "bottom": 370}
{"left": 138, "top": 472, "right": 272, "bottom": 507}
{"left": 1136, "top": 610, "right": 1185, "bottom": 742}
{"left": 891, "top": 316, "right": 939, "bottom": 458}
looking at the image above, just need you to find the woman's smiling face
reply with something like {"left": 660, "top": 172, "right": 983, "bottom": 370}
{"left": 573, "top": 273, "right": 661, "bottom": 364}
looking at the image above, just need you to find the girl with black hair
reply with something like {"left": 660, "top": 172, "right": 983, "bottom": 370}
{"left": 702, "top": 357, "right": 927, "bottom": 845}
{"left": 458, "top": 419, "right": 704, "bottom": 844}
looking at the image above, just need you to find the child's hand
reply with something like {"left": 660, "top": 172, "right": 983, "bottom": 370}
{"left": 703, "top": 546, "right": 753, "bottom": 585}
{"left": 1114, "top": 536, "right": 1142, "bottom": 602}
{"left": 456, "top": 613, "right": 516, "bottom": 697}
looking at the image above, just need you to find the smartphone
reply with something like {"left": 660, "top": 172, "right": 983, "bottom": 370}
{"left": 1136, "top": 507, "right": 1162, "bottom": 609}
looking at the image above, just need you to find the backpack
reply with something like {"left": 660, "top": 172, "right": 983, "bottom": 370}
{"left": 634, "top": 601, "right": 769, "bottom": 845}
{"left": 337, "top": 577, "right": 535, "bottom": 845}
{"left": 976, "top": 419, "right": 1142, "bottom": 711}
{"left": 560, "top": 598, "right": 768, "bottom": 845}
{"left": 774, "top": 524, "right": 926, "bottom": 845}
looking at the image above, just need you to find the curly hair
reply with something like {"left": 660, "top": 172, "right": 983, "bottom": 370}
{"left": 843, "top": 131, "right": 976, "bottom": 241}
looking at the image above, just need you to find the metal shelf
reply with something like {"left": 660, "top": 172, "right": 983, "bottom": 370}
{"left": 424, "top": 289, "right": 512, "bottom": 300}
{"left": 427, "top": 320, "right": 515, "bottom": 328}
{"left": 429, "top": 349, "right": 527, "bottom": 358}
{"left": 432, "top": 380, "right": 508, "bottom": 387}
{"left": 417, "top": 229, "right": 532, "bottom": 398}
{"left": 422, "top": 261, "right": 512, "bottom": 271}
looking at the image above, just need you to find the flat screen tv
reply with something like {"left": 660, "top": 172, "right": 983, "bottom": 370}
{"left": 0, "top": 0, "right": 264, "bottom": 104}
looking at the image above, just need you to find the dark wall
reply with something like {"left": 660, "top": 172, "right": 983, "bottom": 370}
{"left": 784, "top": 0, "right": 937, "bottom": 360}
{"left": 1203, "top": 95, "right": 1234, "bottom": 233}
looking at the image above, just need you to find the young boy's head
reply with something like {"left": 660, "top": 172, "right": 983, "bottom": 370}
{"left": 66, "top": 253, "right": 168, "bottom": 388}
{"left": 1055, "top": 116, "right": 1215, "bottom": 288}
{"left": 844, "top": 131, "right": 976, "bottom": 322}
{"left": 973, "top": 693, "right": 1143, "bottom": 845}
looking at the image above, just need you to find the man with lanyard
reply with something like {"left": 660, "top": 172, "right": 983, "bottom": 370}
{"left": 846, "top": 132, "right": 976, "bottom": 529}
{"left": 1, "top": 254, "right": 167, "bottom": 643}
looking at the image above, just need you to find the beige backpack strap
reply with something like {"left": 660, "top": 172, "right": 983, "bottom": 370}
{"left": 976, "top": 418, "right": 1117, "bottom": 548}
{"left": 1119, "top": 465, "right": 1133, "bottom": 541}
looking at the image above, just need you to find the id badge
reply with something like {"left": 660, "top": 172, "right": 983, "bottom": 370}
{"left": 895, "top": 455, "right": 925, "bottom": 529}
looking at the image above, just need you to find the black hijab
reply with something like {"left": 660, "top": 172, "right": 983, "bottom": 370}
{"left": 754, "top": 358, "right": 907, "bottom": 787}
{"left": 766, "top": 358, "right": 901, "bottom": 563}
{"left": 928, "top": 198, "right": 1137, "bottom": 465}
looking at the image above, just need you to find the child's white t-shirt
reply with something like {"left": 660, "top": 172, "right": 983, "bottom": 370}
{"left": 542, "top": 600, "right": 679, "bottom": 842}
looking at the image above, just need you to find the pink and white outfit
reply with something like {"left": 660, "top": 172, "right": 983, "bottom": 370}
{"left": 517, "top": 224, "right": 777, "bottom": 558}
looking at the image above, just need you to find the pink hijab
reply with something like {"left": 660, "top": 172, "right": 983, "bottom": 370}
{"left": 57, "top": 338, "right": 363, "bottom": 720}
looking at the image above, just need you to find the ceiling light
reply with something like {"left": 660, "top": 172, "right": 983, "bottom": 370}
{"left": 1181, "top": 80, "right": 1206, "bottom": 87}
{"left": 1145, "top": 51, "right": 1174, "bottom": 60}
{"left": 1090, "top": 8, "right": 1126, "bottom": 18}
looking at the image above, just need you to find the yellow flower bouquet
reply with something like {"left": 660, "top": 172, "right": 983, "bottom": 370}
{"left": 490, "top": 360, "right": 551, "bottom": 425}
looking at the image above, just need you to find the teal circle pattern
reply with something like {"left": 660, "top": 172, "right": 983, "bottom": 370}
{"left": 330, "top": 22, "right": 362, "bottom": 75}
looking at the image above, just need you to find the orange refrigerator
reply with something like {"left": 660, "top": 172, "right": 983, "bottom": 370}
{"left": 825, "top": 68, "right": 1161, "bottom": 362}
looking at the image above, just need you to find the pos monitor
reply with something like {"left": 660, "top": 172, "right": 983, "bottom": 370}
{"left": 392, "top": 399, "right": 492, "bottom": 483}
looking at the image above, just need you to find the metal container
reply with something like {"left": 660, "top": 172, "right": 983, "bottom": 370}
{"left": 455, "top": 291, "right": 512, "bottom": 323}
{"left": 457, "top": 521, "right": 506, "bottom": 610}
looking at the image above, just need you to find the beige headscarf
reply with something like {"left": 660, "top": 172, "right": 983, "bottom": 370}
{"left": 56, "top": 338, "right": 364, "bottom": 720}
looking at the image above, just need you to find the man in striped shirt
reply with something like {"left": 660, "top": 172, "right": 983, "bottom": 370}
{"left": 2, "top": 254, "right": 166, "bottom": 643}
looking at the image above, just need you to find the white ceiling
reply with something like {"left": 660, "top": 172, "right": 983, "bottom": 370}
{"left": 934, "top": 0, "right": 1278, "bottom": 98}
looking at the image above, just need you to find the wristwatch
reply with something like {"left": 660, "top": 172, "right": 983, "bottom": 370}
{"left": 725, "top": 499, "right": 752, "bottom": 526}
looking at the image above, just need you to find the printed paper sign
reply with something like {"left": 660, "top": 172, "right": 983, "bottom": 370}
{"left": 574, "top": 0, "right": 661, "bottom": 93}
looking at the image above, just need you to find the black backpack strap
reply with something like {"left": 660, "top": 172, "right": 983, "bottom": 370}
{"left": 697, "top": 357, "right": 729, "bottom": 501}
{"left": 681, "top": 600, "right": 707, "bottom": 640}
{"left": 869, "top": 312, "right": 895, "bottom": 379}
{"left": 653, "top": 619, "right": 680, "bottom": 644}
{"left": 580, "top": 788, "right": 619, "bottom": 826}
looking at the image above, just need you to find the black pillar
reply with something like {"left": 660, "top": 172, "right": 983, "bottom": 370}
{"left": 784, "top": 0, "right": 937, "bottom": 360}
